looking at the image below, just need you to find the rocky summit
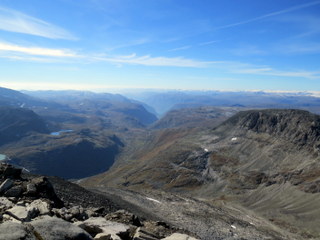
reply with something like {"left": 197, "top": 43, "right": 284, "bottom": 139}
{"left": 0, "top": 163, "right": 198, "bottom": 240}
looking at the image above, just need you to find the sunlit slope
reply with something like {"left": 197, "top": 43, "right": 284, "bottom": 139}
{"left": 83, "top": 109, "right": 320, "bottom": 237}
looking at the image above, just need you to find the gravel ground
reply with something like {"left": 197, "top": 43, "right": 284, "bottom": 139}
{"left": 21, "top": 172, "right": 301, "bottom": 239}
{"left": 91, "top": 187, "right": 301, "bottom": 240}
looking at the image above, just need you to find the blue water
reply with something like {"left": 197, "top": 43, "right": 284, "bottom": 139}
{"left": 50, "top": 129, "right": 73, "bottom": 136}
{"left": 0, "top": 154, "right": 7, "bottom": 161}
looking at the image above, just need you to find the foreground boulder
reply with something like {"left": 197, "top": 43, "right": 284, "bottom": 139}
{"left": 0, "top": 222, "right": 36, "bottom": 240}
{"left": 31, "top": 216, "right": 93, "bottom": 240}
{"left": 76, "top": 217, "right": 131, "bottom": 240}
{"left": 162, "top": 233, "right": 198, "bottom": 240}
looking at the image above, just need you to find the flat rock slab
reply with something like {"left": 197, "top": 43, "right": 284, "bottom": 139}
{"left": 6, "top": 205, "right": 36, "bottom": 221}
{"left": 0, "top": 222, "right": 36, "bottom": 240}
{"left": 31, "top": 216, "right": 93, "bottom": 240}
{"left": 75, "top": 217, "right": 130, "bottom": 240}
{"left": 0, "top": 197, "right": 14, "bottom": 209}
{"left": 162, "top": 233, "right": 199, "bottom": 240}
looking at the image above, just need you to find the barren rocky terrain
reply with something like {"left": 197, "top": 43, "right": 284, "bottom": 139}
{"left": 83, "top": 109, "right": 320, "bottom": 239}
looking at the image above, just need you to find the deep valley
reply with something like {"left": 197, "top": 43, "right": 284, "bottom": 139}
{"left": 1, "top": 87, "right": 320, "bottom": 239}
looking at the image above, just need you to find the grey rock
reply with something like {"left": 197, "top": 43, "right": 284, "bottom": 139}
{"left": 0, "top": 179, "right": 14, "bottom": 193}
{"left": 133, "top": 227, "right": 159, "bottom": 240}
{"left": 0, "top": 222, "right": 36, "bottom": 240}
{"left": 75, "top": 217, "right": 131, "bottom": 240}
{"left": 26, "top": 183, "right": 37, "bottom": 195}
{"left": 106, "top": 210, "right": 142, "bottom": 227}
{"left": 162, "top": 233, "right": 199, "bottom": 240}
{"left": 6, "top": 205, "right": 38, "bottom": 221}
{"left": 31, "top": 215, "right": 93, "bottom": 240}
{"left": 0, "top": 197, "right": 14, "bottom": 210}
{"left": 133, "top": 227, "right": 160, "bottom": 240}
{"left": 29, "top": 199, "right": 51, "bottom": 215}
{"left": 0, "top": 165, "right": 22, "bottom": 179}
{"left": 4, "top": 185, "right": 23, "bottom": 197}
{"left": 2, "top": 213, "right": 22, "bottom": 223}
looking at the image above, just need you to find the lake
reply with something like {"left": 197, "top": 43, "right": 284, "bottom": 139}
{"left": 0, "top": 154, "right": 7, "bottom": 161}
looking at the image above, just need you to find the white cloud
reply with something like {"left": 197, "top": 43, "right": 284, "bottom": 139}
{"left": 236, "top": 67, "right": 320, "bottom": 79}
{"left": 0, "top": 41, "right": 318, "bottom": 79}
{"left": 215, "top": 1, "right": 320, "bottom": 30}
{"left": 230, "top": 45, "right": 266, "bottom": 56}
{"left": 0, "top": 41, "right": 210, "bottom": 67}
{"left": 0, "top": 42, "right": 77, "bottom": 57}
{"left": 168, "top": 45, "right": 191, "bottom": 52}
{"left": 198, "top": 40, "right": 218, "bottom": 46}
{"left": 0, "top": 7, "right": 76, "bottom": 40}
{"left": 93, "top": 54, "right": 211, "bottom": 68}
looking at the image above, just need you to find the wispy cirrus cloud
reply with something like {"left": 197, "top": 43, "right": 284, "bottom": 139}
{"left": 0, "top": 7, "right": 76, "bottom": 40}
{"left": 0, "top": 42, "right": 77, "bottom": 57}
{"left": 93, "top": 53, "right": 211, "bottom": 68}
{"left": 235, "top": 67, "right": 320, "bottom": 79}
{"left": 1, "top": 41, "right": 318, "bottom": 76}
{"left": 168, "top": 45, "right": 191, "bottom": 52}
{"left": 215, "top": 0, "right": 320, "bottom": 30}
{"left": 230, "top": 45, "right": 267, "bottom": 56}
{"left": 0, "top": 41, "right": 210, "bottom": 67}
{"left": 198, "top": 40, "right": 218, "bottom": 46}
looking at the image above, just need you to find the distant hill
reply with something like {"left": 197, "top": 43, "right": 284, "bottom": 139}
{"left": 0, "top": 107, "right": 49, "bottom": 146}
{"left": 0, "top": 87, "right": 67, "bottom": 110}
{"left": 123, "top": 90, "right": 320, "bottom": 115}
{"left": 151, "top": 106, "right": 240, "bottom": 129}
{"left": 3, "top": 132, "right": 123, "bottom": 179}
{"left": 24, "top": 90, "right": 158, "bottom": 127}
{"left": 0, "top": 88, "right": 157, "bottom": 179}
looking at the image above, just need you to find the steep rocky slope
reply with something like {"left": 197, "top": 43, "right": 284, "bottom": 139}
{"left": 0, "top": 107, "right": 49, "bottom": 146}
{"left": 83, "top": 109, "right": 320, "bottom": 239}
{"left": 151, "top": 106, "right": 239, "bottom": 129}
{"left": 0, "top": 164, "right": 198, "bottom": 240}
{"left": 1, "top": 132, "right": 124, "bottom": 179}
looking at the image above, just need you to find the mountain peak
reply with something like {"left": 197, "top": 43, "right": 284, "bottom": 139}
{"left": 220, "top": 109, "right": 320, "bottom": 147}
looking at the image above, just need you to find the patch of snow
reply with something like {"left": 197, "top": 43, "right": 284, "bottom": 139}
{"left": 231, "top": 225, "right": 236, "bottom": 229}
{"left": 22, "top": 168, "right": 30, "bottom": 173}
{"left": 146, "top": 197, "right": 161, "bottom": 204}
{"left": 204, "top": 148, "right": 209, "bottom": 152}
{"left": 20, "top": 103, "right": 25, "bottom": 108}
{"left": 231, "top": 137, "right": 237, "bottom": 141}
{"left": 50, "top": 129, "right": 73, "bottom": 136}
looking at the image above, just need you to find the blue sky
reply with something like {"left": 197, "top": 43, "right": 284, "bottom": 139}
{"left": 0, "top": 0, "right": 320, "bottom": 92}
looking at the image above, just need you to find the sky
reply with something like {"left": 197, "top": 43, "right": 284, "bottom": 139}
{"left": 0, "top": 0, "right": 320, "bottom": 92}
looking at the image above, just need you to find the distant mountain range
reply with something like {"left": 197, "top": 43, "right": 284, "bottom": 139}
{"left": 123, "top": 90, "right": 320, "bottom": 115}
{"left": 0, "top": 87, "right": 158, "bottom": 178}
{"left": 3, "top": 86, "right": 320, "bottom": 238}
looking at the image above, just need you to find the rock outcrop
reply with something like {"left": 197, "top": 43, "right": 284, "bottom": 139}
{"left": 0, "top": 163, "right": 198, "bottom": 240}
